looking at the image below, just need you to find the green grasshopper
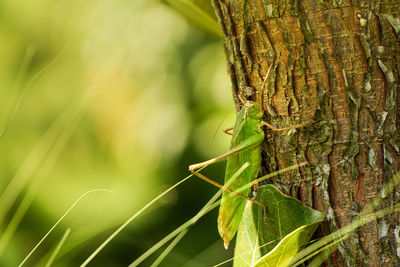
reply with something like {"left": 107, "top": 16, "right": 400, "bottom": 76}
{"left": 189, "top": 65, "right": 311, "bottom": 248}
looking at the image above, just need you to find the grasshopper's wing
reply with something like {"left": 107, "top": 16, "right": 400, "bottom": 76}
{"left": 218, "top": 103, "right": 264, "bottom": 248}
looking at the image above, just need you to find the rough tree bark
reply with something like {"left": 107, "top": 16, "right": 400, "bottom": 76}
{"left": 211, "top": 0, "right": 400, "bottom": 266}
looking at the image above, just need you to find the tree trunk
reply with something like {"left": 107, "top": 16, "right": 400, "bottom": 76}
{"left": 212, "top": 0, "right": 400, "bottom": 265}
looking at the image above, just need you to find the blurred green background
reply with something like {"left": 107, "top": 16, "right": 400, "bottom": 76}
{"left": 0, "top": 0, "right": 237, "bottom": 266}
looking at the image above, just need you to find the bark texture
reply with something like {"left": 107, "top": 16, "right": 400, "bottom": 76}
{"left": 212, "top": 0, "right": 400, "bottom": 265}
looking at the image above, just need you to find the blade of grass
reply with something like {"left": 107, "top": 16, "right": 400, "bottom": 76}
{"left": 44, "top": 228, "right": 71, "bottom": 267}
{"left": 290, "top": 235, "right": 347, "bottom": 267}
{"left": 18, "top": 189, "right": 114, "bottom": 266}
{"left": 129, "top": 202, "right": 220, "bottom": 267}
{"left": 306, "top": 243, "right": 339, "bottom": 267}
{"left": 150, "top": 229, "right": 189, "bottom": 267}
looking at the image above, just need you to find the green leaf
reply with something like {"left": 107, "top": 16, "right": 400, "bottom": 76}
{"left": 233, "top": 200, "right": 262, "bottom": 267}
{"left": 233, "top": 185, "right": 324, "bottom": 267}
{"left": 161, "top": 0, "right": 222, "bottom": 36}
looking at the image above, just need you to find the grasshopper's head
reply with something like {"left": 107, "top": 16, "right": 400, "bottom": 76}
{"left": 239, "top": 81, "right": 255, "bottom": 99}
{"left": 243, "top": 101, "right": 263, "bottom": 120}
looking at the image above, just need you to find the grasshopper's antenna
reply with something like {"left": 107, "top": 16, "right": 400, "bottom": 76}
{"left": 259, "top": 63, "right": 273, "bottom": 108}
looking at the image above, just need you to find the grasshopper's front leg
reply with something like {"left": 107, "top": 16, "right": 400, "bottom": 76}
{"left": 189, "top": 134, "right": 264, "bottom": 172}
{"left": 189, "top": 134, "right": 266, "bottom": 210}
{"left": 189, "top": 170, "right": 266, "bottom": 209}
{"left": 261, "top": 120, "right": 314, "bottom": 131}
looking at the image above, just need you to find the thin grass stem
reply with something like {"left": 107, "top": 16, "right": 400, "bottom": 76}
{"left": 18, "top": 189, "right": 114, "bottom": 267}
{"left": 150, "top": 229, "right": 189, "bottom": 267}
{"left": 129, "top": 202, "right": 220, "bottom": 267}
{"left": 290, "top": 235, "right": 347, "bottom": 267}
{"left": 45, "top": 228, "right": 71, "bottom": 267}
